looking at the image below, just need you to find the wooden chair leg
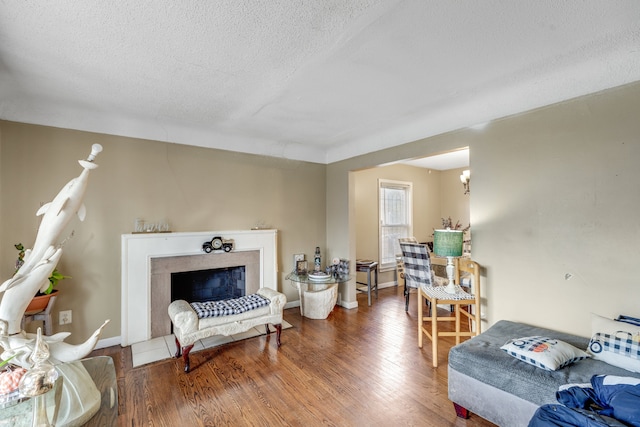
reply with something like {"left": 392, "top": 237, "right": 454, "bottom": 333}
{"left": 174, "top": 336, "right": 182, "bottom": 358}
{"left": 374, "top": 267, "right": 378, "bottom": 301}
{"left": 181, "top": 344, "right": 194, "bottom": 373}
{"left": 455, "top": 303, "right": 462, "bottom": 345}
{"left": 431, "top": 297, "right": 438, "bottom": 367}
{"left": 367, "top": 270, "right": 372, "bottom": 306}
{"left": 404, "top": 283, "right": 410, "bottom": 311}
{"left": 274, "top": 323, "right": 282, "bottom": 347}
{"left": 417, "top": 290, "right": 423, "bottom": 348}
{"left": 265, "top": 323, "right": 282, "bottom": 347}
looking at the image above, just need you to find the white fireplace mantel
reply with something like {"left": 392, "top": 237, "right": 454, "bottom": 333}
{"left": 121, "top": 229, "right": 278, "bottom": 346}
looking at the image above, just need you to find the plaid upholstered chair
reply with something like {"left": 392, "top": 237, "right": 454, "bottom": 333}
{"left": 399, "top": 241, "right": 434, "bottom": 310}
{"left": 397, "top": 237, "right": 419, "bottom": 311}
{"left": 399, "top": 238, "right": 447, "bottom": 311}
{"left": 401, "top": 241, "right": 481, "bottom": 367}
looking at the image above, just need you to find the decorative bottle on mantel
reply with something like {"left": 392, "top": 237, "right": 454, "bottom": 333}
{"left": 314, "top": 247, "right": 321, "bottom": 272}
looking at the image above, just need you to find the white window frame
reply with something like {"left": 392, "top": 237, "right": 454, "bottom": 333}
{"left": 378, "top": 179, "right": 413, "bottom": 271}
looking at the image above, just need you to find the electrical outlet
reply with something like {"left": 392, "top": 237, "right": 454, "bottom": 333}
{"left": 59, "top": 310, "right": 72, "bottom": 325}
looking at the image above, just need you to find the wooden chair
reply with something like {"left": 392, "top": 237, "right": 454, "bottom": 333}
{"left": 456, "top": 258, "right": 481, "bottom": 331}
{"left": 355, "top": 260, "right": 378, "bottom": 306}
{"left": 401, "top": 242, "right": 481, "bottom": 367}
{"left": 397, "top": 237, "right": 418, "bottom": 311}
{"left": 399, "top": 238, "right": 448, "bottom": 311}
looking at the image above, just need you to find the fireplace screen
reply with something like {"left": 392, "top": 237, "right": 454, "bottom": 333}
{"left": 171, "top": 266, "right": 246, "bottom": 303}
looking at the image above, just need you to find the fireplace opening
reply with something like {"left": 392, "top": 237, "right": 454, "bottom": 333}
{"left": 147, "top": 248, "right": 263, "bottom": 340}
{"left": 171, "top": 266, "right": 246, "bottom": 303}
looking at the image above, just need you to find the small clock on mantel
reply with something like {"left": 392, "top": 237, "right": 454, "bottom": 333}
{"left": 202, "top": 236, "right": 234, "bottom": 253}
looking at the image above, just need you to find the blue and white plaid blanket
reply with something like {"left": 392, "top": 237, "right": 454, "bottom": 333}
{"left": 190, "top": 293, "right": 270, "bottom": 318}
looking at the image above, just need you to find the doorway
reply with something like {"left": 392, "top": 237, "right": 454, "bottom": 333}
{"left": 353, "top": 148, "right": 470, "bottom": 290}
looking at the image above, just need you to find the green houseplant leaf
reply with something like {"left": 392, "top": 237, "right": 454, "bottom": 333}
{"left": 14, "top": 243, "right": 70, "bottom": 295}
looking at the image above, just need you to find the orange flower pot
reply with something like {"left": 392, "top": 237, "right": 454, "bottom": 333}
{"left": 25, "top": 290, "right": 58, "bottom": 313}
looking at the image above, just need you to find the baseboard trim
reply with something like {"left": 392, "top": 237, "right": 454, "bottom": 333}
{"left": 378, "top": 281, "right": 398, "bottom": 290}
{"left": 96, "top": 335, "right": 122, "bottom": 349}
{"left": 285, "top": 300, "right": 300, "bottom": 310}
{"left": 339, "top": 300, "right": 358, "bottom": 309}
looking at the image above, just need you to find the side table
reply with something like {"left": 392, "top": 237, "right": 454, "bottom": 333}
{"left": 0, "top": 355, "right": 117, "bottom": 426}
{"left": 286, "top": 272, "right": 350, "bottom": 319}
{"left": 355, "top": 260, "right": 378, "bottom": 306}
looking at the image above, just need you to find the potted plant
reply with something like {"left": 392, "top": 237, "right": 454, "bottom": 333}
{"left": 439, "top": 217, "right": 470, "bottom": 233}
{"left": 14, "top": 243, "right": 70, "bottom": 312}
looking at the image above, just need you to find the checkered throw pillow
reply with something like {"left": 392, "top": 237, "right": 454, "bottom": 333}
{"left": 587, "top": 314, "right": 640, "bottom": 373}
{"left": 588, "top": 332, "right": 640, "bottom": 372}
{"left": 190, "top": 293, "right": 270, "bottom": 318}
{"left": 501, "top": 336, "right": 589, "bottom": 371}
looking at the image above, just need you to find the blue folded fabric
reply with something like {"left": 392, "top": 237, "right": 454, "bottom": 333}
{"left": 528, "top": 405, "right": 627, "bottom": 427}
{"left": 616, "top": 315, "right": 640, "bottom": 327}
{"left": 540, "top": 375, "right": 640, "bottom": 427}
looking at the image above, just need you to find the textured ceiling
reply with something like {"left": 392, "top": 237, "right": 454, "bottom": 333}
{"left": 1, "top": 1, "right": 639, "bottom": 164}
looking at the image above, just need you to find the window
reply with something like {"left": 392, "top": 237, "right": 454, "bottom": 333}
{"left": 379, "top": 179, "right": 413, "bottom": 271}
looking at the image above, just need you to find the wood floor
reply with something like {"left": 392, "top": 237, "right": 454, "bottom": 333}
{"left": 90, "top": 286, "right": 497, "bottom": 426}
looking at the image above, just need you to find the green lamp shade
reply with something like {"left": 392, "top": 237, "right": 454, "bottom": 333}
{"left": 433, "top": 229, "right": 463, "bottom": 257}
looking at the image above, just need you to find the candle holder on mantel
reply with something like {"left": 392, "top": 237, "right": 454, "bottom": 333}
{"left": 133, "top": 218, "right": 172, "bottom": 234}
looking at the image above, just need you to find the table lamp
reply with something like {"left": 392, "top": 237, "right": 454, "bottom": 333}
{"left": 433, "top": 229, "right": 464, "bottom": 294}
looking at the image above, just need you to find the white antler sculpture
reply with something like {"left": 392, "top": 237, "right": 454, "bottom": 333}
{"left": 0, "top": 144, "right": 109, "bottom": 366}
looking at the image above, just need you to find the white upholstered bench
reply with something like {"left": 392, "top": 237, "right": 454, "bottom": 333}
{"left": 168, "top": 287, "right": 287, "bottom": 372}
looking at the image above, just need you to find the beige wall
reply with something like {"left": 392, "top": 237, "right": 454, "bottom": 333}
{"left": 0, "top": 122, "right": 326, "bottom": 343}
{"left": 3, "top": 80, "right": 639, "bottom": 344}
{"left": 328, "top": 81, "right": 640, "bottom": 338}
{"left": 471, "top": 82, "right": 640, "bottom": 336}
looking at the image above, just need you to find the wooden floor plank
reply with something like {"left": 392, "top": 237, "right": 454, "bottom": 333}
{"left": 91, "top": 286, "right": 497, "bottom": 426}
